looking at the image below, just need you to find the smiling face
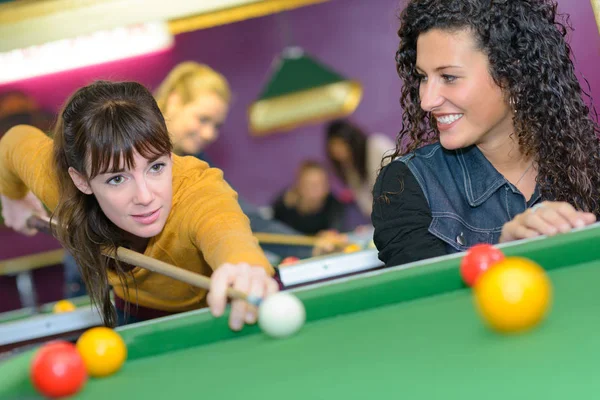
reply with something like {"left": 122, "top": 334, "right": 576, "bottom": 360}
{"left": 167, "top": 91, "right": 229, "bottom": 155}
{"left": 69, "top": 151, "right": 173, "bottom": 239}
{"left": 416, "top": 28, "right": 514, "bottom": 150}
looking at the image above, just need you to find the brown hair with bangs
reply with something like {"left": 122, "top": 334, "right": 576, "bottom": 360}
{"left": 52, "top": 80, "right": 172, "bottom": 326}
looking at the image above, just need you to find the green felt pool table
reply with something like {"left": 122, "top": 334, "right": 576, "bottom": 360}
{"left": 2, "top": 222, "right": 600, "bottom": 399}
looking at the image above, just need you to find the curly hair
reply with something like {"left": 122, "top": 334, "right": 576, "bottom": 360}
{"left": 389, "top": 0, "right": 600, "bottom": 216}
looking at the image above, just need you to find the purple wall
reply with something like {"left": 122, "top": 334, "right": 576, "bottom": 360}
{"left": 1, "top": 0, "right": 599, "bottom": 206}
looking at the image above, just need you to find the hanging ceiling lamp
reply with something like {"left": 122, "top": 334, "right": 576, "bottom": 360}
{"left": 248, "top": 47, "right": 362, "bottom": 136}
{"left": 593, "top": 0, "right": 600, "bottom": 34}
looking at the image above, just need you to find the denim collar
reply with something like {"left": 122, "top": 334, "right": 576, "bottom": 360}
{"left": 456, "top": 145, "right": 541, "bottom": 207}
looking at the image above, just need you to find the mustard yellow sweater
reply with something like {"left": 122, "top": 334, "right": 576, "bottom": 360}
{"left": 0, "top": 125, "right": 273, "bottom": 312}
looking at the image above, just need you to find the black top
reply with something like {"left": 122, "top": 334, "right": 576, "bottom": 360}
{"left": 272, "top": 192, "right": 345, "bottom": 235}
{"left": 371, "top": 160, "right": 448, "bottom": 267}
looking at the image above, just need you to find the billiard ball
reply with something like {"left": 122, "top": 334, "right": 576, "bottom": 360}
{"left": 76, "top": 327, "right": 127, "bottom": 377}
{"left": 258, "top": 292, "right": 306, "bottom": 338}
{"left": 343, "top": 243, "right": 362, "bottom": 253}
{"left": 473, "top": 256, "right": 552, "bottom": 334}
{"left": 31, "top": 341, "right": 87, "bottom": 398}
{"left": 460, "top": 244, "right": 505, "bottom": 287}
{"left": 53, "top": 299, "right": 76, "bottom": 313}
{"left": 279, "top": 256, "right": 300, "bottom": 266}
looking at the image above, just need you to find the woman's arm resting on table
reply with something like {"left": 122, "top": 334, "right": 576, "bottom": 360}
{"left": 499, "top": 201, "right": 596, "bottom": 243}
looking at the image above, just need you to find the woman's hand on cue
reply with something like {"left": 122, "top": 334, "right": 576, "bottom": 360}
{"left": 0, "top": 192, "right": 48, "bottom": 236}
{"left": 499, "top": 201, "right": 596, "bottom": 243}
{"left": 207, "top": 263, "right": 279, "bottom": 331}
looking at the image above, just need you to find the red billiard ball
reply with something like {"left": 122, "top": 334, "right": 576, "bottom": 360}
{"left": 279, "top": 256, "right": 300, "bottom": 266}
{"left": 31, "top": 341, "right": 87, "bottom": 398}
{"left": 460, "top": 244, "right": 505, "bottom": 287}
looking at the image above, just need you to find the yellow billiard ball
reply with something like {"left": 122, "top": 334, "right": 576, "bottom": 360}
{"left": 473, "top": 257, "right": 552, "bottom": 334}
{"left": 76, "top": 327, "right": 127, "bottom": 377}
{"left": 53, "top": 300, "right": 76, "bottom": 313}
{"left": 343, "top": 244, "right": 362, "bottom": 253}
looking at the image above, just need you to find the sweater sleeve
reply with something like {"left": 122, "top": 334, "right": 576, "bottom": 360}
{"left": 179, "top": 163, "right": 274, "bottom": 275}
{"left": 371, "top": 159, "right": 448, "bottom": 267}
{"left": 0, "top": 125, "right": 60, "bottom": 210}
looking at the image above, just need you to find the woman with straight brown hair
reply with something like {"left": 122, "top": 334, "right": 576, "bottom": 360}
{"left": 0, "top": 80, "right": 278, "bottom": 329}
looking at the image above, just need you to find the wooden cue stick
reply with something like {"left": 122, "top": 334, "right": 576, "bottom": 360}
{"left": 254, "top": 232, "right": 354, "bottom": 248}
{"left": 25, "top": 215, "right": 261, "bottom": 306}
{"left": 253, "top": 232, "right": 319, "bottom": 246}
{"left": 0, "top": 248, "right": 65, "bottom": 275}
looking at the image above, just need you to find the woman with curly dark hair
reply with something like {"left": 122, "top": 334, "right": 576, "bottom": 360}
{"left": 372, "top": 0, "right": 600, "bottom": 267}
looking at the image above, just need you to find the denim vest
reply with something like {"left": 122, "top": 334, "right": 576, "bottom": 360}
{"left": 397, "top": 143, "right": 541, "bottom": 254}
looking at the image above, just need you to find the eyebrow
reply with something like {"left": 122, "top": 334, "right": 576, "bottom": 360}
{"left": 415, "top": 65, "right": 463, "bottom": 73}
{"left": 103, "top": 155, "right": 164, "bottom": 174}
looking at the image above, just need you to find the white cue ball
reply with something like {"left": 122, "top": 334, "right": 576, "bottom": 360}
{"left": 258, "top": 292, "right": 306, "bottom": 338}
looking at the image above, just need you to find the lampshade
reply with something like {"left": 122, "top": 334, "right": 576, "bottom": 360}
{"left": 248, "top": 47, "right": 362, "bottom": 135}
{"left": 593, "top": 0, "right": 600, "bottom": 34}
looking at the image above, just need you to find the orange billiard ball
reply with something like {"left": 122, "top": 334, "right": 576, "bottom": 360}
{"left": 31, "top": 341, "right": 87, "bottom": 398}
{"left": 76, "top": 327, "right": 127, "bottom": 377}
{"left": 53, "top": 300, "right": 77, "bottom": 313}
{"left": 460, "top": 244, "right": 505, "bottom": 287}
{"left": 473, "top": 257, "right": 552, "bottom": 334}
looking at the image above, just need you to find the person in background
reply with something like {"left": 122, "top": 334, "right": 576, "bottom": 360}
{"left": 0, "top": 91, "right": 54, "bottom": 139}
{"left": 272, "top": 160, "right": 345, "bottom": 236}
{"left": 325, "top": 119, "right": 395, "bottom": 223}
{"left": 154, "top": 62, "right": 229, "bottom": 157}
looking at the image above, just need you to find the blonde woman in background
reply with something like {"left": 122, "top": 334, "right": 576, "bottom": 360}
{"left": 155, "top": 62, "right": 230, "bottom": 157}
